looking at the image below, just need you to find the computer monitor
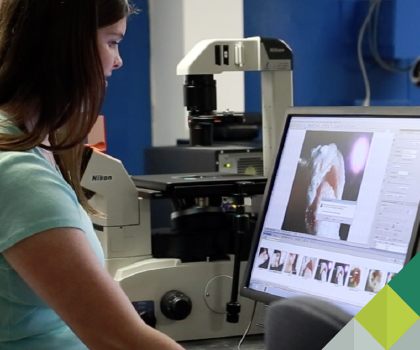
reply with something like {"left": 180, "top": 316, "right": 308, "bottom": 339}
{"left": 241, "top": 106, "right": 420, "bottom": 315}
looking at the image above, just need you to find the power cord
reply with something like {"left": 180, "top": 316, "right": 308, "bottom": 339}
{"left": 410, "top": 57, "right": 420, "bottom": 86}
{"left": 369, "top": 0, "right": 412, "bottom": 73}
{"left": 359, "top": 0, "right": 416, "bottom": 106}
{"left": 357, "top": 0, "right": 380, "bottom": 106}
{"left": 237, "top": 301, "right": 258, "bottom": 350}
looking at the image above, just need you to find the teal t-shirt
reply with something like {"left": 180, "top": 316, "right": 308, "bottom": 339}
{"left": 0, "top": 115, "right": 105, "bottom": 349}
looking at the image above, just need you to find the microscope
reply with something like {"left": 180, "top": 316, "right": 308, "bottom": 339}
{"left": 81, "top": 36, "right": 293, "bottom": 341}
{"left": 177, "top": 36, "right": 293, "bottom": 176}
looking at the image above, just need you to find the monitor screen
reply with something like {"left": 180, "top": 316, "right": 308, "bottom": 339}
{"left": 241, "top": 107, "right": 420, "bottom": 315}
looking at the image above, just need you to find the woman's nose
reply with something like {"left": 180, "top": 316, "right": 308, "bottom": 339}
{"left": 113, "top": 54, "right": 123, "bottom": 69}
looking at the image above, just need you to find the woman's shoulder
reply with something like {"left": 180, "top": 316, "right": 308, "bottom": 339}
{"left": 0, "top": 113, "right": 54, "bottom": 171}
{"left": 0, "top": 145, "right": 48, "bottom": 172}
{"left": 0, "top": 147, "right": 75, "bottom": 206}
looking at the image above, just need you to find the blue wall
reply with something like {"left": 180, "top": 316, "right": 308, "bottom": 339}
{"left": 244, "top": 0, "right": 420, "bottom": 112}
{"left": 100, "top": 0, "right": 420, "bottom": 175}
{"left": 100, "top": 0, "right": 150, "bottom": 175}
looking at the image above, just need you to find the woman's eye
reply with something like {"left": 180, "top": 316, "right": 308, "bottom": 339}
{"left": 109, "top": 41, "right": 119, "bottom": 47}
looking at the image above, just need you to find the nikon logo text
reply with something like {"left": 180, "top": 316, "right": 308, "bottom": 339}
{"left": 92, "top": 175, "right": 113, "bottom": 181}
{"left": 270, "top": 48, "right": 285, "bottom": 53}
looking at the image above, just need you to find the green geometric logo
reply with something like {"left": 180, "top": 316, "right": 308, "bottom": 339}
{"left": 388, "top": 253, "right": 420, "bottom": 315}
{"left": 355, "top": 285, "right": 419, "bottom": 349}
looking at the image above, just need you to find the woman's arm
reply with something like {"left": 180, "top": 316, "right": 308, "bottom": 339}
{"left": 3, "top": 227, "right": 185, "bottom": 350}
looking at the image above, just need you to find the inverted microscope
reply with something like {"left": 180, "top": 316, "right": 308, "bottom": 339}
{"left": 81, "top": 36, "right": 293, "bottom": 341}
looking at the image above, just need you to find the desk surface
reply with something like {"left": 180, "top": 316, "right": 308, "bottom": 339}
{"left": 180, "top": 334, "right": 265, "bottom": 350}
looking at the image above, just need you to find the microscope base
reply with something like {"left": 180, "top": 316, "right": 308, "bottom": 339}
{"left": 115, "top": 258, "right": 265, "bottom": 341}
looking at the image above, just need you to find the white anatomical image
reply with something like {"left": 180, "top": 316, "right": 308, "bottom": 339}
{"left": 335, "top": 266, "right": 345, "bottom": 285}
{"left": 298, "top": 256, "right": 317, "bottom": 279}
{"left": 320, "top": 263, "right": 328, "bottom": 281}
{"left": 315, "top": 259, "right": 333, "bottom": 282}
{"left": 365, "top": 269, "right": 384, "bottom": 293}
{"left": 257, "top": 247, "right": 271, "bottom": 269}
{"left": 304, "top": 143, "right": 345, "bottom": 239}
{"left": 330, "top": 263, "right": 350, "bottom": 286}
{"left": 283, "top": 252, "right": 299, "bottom": 275}
{"left": 282, "top": 131, "right": 372, "bottom": 241}
{"left": 269, "top": 250, "right": 284, "bottom": 271}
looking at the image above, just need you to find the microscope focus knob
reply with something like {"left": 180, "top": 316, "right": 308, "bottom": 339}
{"left": 160, "top": 290, "right": 192, "bottom": 321}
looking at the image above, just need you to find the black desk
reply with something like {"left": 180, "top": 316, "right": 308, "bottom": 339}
{"left": 180, "top": 334, "right": 265, "bottom": 350}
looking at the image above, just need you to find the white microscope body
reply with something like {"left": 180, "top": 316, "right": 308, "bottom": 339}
{"left": 80, "top": 149, "right": 152, "bottom": 277}
{"left": 81, "top": 36, "right": 293, "bottom": 341}
{"left": 81, "top": 149, "right": 265, "bottom": 340}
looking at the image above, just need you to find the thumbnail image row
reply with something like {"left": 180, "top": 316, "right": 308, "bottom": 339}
{"left": 256, "top": 247, "right": 396, "bottom": 293}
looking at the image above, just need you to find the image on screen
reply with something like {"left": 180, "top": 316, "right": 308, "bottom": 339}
{"left": 298, "top": 256, "right": 317, "bottom": 279}
{"left": 282, "top": 131, "right": 373, "bottom": 241}
{"left": 269, "top": 250, "right": 284, "bottom": 272}
{"left": 245, "top": 112, "right": 420, "bottom": 315}
{"left": 330, "top": 262, "right": 350, "bottom": 286}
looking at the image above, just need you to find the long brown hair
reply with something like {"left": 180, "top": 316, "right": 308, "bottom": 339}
{"left": 0, "top": 0, "right": 136, "bottom": 212}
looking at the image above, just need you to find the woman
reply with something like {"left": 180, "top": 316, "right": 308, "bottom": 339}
{"left": 0, "top": 1, "right": 185, "bottom": 349}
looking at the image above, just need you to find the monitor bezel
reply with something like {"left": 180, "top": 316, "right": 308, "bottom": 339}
{"left": 240, "top": 106, "right": 420, "bottom": 306}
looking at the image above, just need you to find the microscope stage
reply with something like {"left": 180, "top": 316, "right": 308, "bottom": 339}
{"left": 132, "top": 172, "right": 267, "bottom": 197}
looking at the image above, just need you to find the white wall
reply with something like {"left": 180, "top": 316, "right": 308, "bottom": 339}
{"left": 149, "top": 0, "right": 244, "bottom": 146}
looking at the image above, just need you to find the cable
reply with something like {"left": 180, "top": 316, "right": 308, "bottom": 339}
{"left": 237, "top": 301, "right": 258, "bottom": 350}
{"left": 369, "top": 0, "right": 412, "bottom": 73}
{"left": 357, "top": 0, "right": 380, "bottom": 106}
{"left": 410, "top": 57, "right": 420, "bottom": 86}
